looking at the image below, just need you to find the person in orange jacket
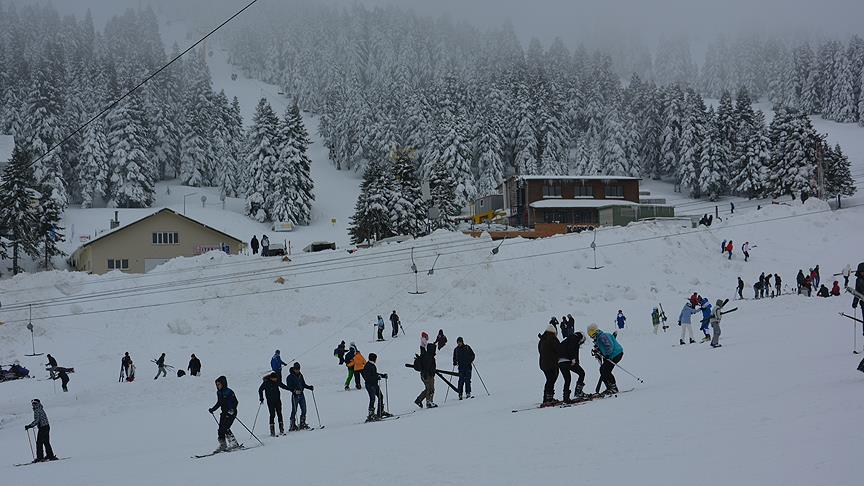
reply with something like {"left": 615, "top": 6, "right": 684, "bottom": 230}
{"left": 344, "top": 342, "right": 365, "bottom": 390}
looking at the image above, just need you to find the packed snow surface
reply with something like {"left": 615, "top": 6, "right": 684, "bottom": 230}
{"left": 1, "top": 198, "right": 861, "bottom": 486}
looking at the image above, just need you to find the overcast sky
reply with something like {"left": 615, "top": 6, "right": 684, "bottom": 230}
{"left": 43, "top": 0, "right": 864, "bottom": 47}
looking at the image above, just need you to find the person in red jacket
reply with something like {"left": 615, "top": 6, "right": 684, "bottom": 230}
{"left": 725, "top": 240, "right": 734, "bottom": 260}
{"left": 831, "top": 281, "right": 841, "bottom": 296}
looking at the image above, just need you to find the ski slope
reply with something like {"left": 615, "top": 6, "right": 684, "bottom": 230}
{"left": 0, "top": 198, "right": 861, "bottom": 486}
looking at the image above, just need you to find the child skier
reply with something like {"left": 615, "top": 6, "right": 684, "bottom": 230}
{"left": 710, "top": 299, "right": 730, "bottom": 348}
{"left": 208, "top": 376, "right": 239, "bottom": 453}
{"left": 558, "top": 331, "right": 587, "bottom": 401}
{"left": 587, "top": 323, "right": 624, "bottom": 395}
{"left": 615, "top": 310, "right": 626, "bottom": 334}
{"left": 375, "top": 315, "right": 386, "bottom": 341}
{"left": 154, "top": 353, "right": 167, "bottom": 380}
{"left": 285, "top": 362, "right": 314, "bottom": 431}
{"left": 271, "top": 350, "right": 288, "bottom": 380}
{"left": 725, "top": 240, "right": 734, "bottom": 260}
{"left": 678, "top": 302, "right": 697, "bottom": 345}
{"left": 333, "top": 341, "right": 347, "bottom": 365}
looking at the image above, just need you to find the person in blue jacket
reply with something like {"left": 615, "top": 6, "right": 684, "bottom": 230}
{"left": 698, "top": 298, "right": 712, "bottom": 342}
{"left": 208, "top": 375, "right": 239, "bottom": 453}
{"left": 587, "top": 323, "right": 623, "bottom": 394}
{"left": 615, "top": 310, "right": 626, "bottom": 334}
{"left": 271, "top": 350, "right": 288, "bottom": 380}
{"left": 678, "top": 302, "right": 698, "bottom": 345}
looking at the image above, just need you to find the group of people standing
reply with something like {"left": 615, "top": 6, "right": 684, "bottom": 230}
{"left": 373, "top": 311, "right": 403, "bottom": 341}
{"left": 721, "top": 239, "right": 754, "bottom": 261}
{"left": 249, "top": 234, "right": 271, "bottom": 256}
{"left": 737, "top": 272, "right": 783, "bottom": 300}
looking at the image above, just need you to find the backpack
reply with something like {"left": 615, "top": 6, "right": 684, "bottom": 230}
{"left": 412, "top": 354, "right": 423, "bottom": 372}
{"left": 177, "top": 370, "right": 186, "bottom": 377}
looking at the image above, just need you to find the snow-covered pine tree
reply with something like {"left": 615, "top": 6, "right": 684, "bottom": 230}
{"left": 698, "top": 107, "right": 730, "bottom": 201}
{"left": 270, "top": 101, "right": 315, "bottom": 225}
{"left": 390, "top": 146, "right": 428, "bottom": 237}
{"left": 37, "top": 185, "right": 65, "bottom": 269}
{"left": 180, "top": 51, "right": 215, "bottom": 187}
{"left": 825, "top": 46, "right": 857, "bottom": 122}
{"left": 0, "top": 145, "right": 41, "bottom": 274}
{"left": 823, "top": 143, "right": 856, "bottom": 199}
{"left": 436, "top": 112, "right": 475, "bottom": 206}
{"left": 658, "top": 84, "right": 684, "bottom": 178}
{"left": 106, "top": 91, "right": 154, "bottom": 208}
{"left": 476, "top": 115, "right": 505, "bottom": 196}
{"left": 428, "top": 158, "right": 461, "bottom": 231}
{"left": 348, "top": 157, "right": 397, "bottom": 244}
{"left": 730, "top": 111, "right": 770, "bottom": 199}
{"left": 766, "top": 109, "right": 817, "bottom": 199}
{"left": 600, "top": 108, "right": 629, "bottom": 176}
{"left": 78, "top": 117, "right": 109, "bottom": 208}
{"left": 677, "top": 89, "right": 706, "bottom": 198}
{"left": 244, "top": 98, "right": 280, "bottom": 222}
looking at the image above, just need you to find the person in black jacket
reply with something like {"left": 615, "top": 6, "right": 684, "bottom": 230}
{"left": 560, "top": 316, "right": 575, "bottom": 338}
{"left": 208, "top": 375, "right": 239, "bottom": 452}
{"left": 390, "top": 311, "right": 401, "bottom": 338}
{"left": 796, "top": 270, "right": 806, "bottom": 294}
{"left": 361, "top": 353, "right": 392, "bottom": 421}
{"left": 334, "top": 341, "right": 346, "bottom": 365}
{"left": 452, "top": 337, "right": 475, "bottom": 400}
{"left": 558, "top": 331, "right": 587, "bottom": 401}
{"left": 53, "top": 368, "right": 70, "bottom": 392}
{"left": 538, "top": 324, "right": 560, "bottom": 405}
{"left": 154, "top": 353, "right": 167, "bottom": 380}
{"left": 45, "top": 354, "right": 58, "bottom": 379}
{"left": 258, "top": 372, "right": 290, "bottom": 436}
{"left": 121, "top": 352, "right": 132, "bottom": 381}
{"left": 250, "top": 235, "right": 260, "bottom": 255}
{"left": 25, "top": 399, "right": 58, "bottom": 462}
{"left": 285, "top": 363, "right": 314, "bottom": 430}
{"left": 414, "top": 332, "right": 438, "bottom": 408}
{"left": 188, "top": 354, "right": 201, "bottom": 376}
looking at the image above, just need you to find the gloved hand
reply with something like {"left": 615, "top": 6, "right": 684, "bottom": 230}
{"left": 308, "top": 385, "right": 314, "bottom": 391}
{"left": 260, "top": 397, "right": 264, "bottom": 403}
{"left": 677, "top": 321, "right": 681, "bottom": 326}
{"left": 24, "top": 425, "right": 30, "bottom": 430}
{"left": 208, "top": 407, "right": 216, "bottom": 414}
{"left": 381, "top": 373, "right": 388, "bottom": 379}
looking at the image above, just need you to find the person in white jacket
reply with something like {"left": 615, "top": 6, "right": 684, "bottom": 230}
{"left": 678, "top": 302, "right": 698, "bottom": 345}
{"left": 742, "top": 241, "right": 751, "bottom": 262}
{"left": 842, "top": 263, "right": 852, "bottom": 288}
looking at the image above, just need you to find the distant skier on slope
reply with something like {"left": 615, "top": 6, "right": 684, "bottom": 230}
{"left": 725, "top": 240, "right": 734, "bottom": 260}
{"left": 678, "top": 302, "right": 698, "bottom": 345}
{"left": 25, "top": 399, "right": 58, "bottom": 463}
{"left": 154, "top": 353, "right": 167, "bottom": 380}
{"left": 774, "top": 274, "right": 782, "bottom": 297}
{"left": 742, "top": 241, "right": 751, "bottom": 262}
{"left": 271, "top": 350, "right": 288, "bottom": 380}
{"left": 344, "top": 342, "right": 365, "bottom": 390}
{"left": 52, "top": 368, "right": 70, "bottom": 392}
{"left": 435, "top": 329, "right": 448, "bottom": 350}
{"left": 362, "top": 353, "right": 392, "bottom": 421}
{"left": 737, "top": 277, "right": 744, "bottom": 299}
{"left": 538, "top": 324, "right": 560, "bottom": 406}
{"left": 414, "top": 332, "right": 438, "bottom": 408}
{"left": 558, "top": 331, "right": 586, "bottom": 401}
{"left": 390, "top": 311, "right": 401, "bottom": 338}
{"left": 587, "top": 323, "right": 623, "bottom": 395}
{"left": 561, "top": 314, "right": 575, "bottom": 338}
{"left": 258, "top": 372, "right": 289, "bottom": 436}
{"left": 841, "top": 263, "right": 852, "bottom": 288}
{"left": 250, "top": 235, "right": 260, "bottom": 255}
{"left": 188, "top": 354, "right": 201, "bottom": 376}
{"left": 45, "top": 354, "right": 57, "bottom": 379}
{"left": 710, "top": 299, "right": 732, "bottom": 348}
{"left": 334, "top": 341, "right": 346, "bottom": 365}
{"left": 285, "top": 362, "right": 314, "bottom": 431}
{"left": 121, "top": 352, "right": 132, "bottom": 381}
{"left": 208, "top": 375, "right": 239, "bottom": 453}
{"left": 452, "top": 337, "right": 475, "bottom": 400}
{"left": 651, "top": 308, "right": 661, "bottom": 334}
{"left": 699, "top": 298, "right": 713, "bottom": 342}
{"left": 615, "top": 310, "right": 626, "bottom": 334}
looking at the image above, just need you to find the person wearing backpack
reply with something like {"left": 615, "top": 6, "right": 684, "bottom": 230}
{"left": 413, "top": 332, "right": 438, "bottom": 408}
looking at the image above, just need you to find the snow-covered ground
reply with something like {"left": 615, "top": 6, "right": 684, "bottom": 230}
{"left": 1, "top": 197, "right": 862, "bottom": 485}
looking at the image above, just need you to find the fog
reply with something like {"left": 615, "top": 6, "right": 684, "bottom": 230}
{"left": 34, "top": 0, "right": 864, "bottom": 47}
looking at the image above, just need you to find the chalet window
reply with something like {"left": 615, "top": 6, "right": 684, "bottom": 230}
{"left": 574, "top": 185, "right": 593, "bottom": 197}
{"left": 605, "top": 185, "right": 624, "bottom": 198}
{"left": 107, "top": 259, "right": 129, "bottom": 270}
{"left": 543, "top": 181, "right": 562, "bottom": 198}
{"left": 152, "top": 232, "right": 180, "bottom": 245}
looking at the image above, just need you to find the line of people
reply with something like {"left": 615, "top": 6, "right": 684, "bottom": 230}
{"left": 736, "top": 272, "right": 783, "bottom": 300}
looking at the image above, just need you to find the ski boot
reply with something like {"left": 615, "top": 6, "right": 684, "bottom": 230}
{"left": 426, "top": 402, "right": 438, "bottom": 409}
{"left": 270, "top": 424, "right": 276, "bottom": 437}
{"left": 299, "top": 420, "right": 310, "bottom": 430}
{"left": 458, "top": 394, "right": 463, "bottom": 400}
{"left": 279, "top": 421, "right": 285, "bottom": 436}
{"left": 563, "top": 389, "right": 571, "bottom": 403}
{"left": 689, "top": 338, "right": 696, "bottom": 344}
{"left": 701, "top": 335, "right": 711, "bottom": 343}
{"left": 711, "top": 343, "right": 722, "bottom": 348}
{"left": 365, "top": 412, "right": 378, "bottom": 423}
{"left": 214, "top": 438, "right": 228, "bottom": 454}
{"left": 289, "top": 420, "right": 298, "bottom": 432}
{"left": 344, "top": 384, "right": 350, "bottom": 391}
{"left": 380, "top": 411, "right": 393, "bottom": 418}
{"left": 226, "top": 433, "right": 240, "bottom": 450}
{"left": 573, "top": 384, "right": 586, "bottom": 400}
{"left": 679, "top": 339, "right": 685, "bottom": 345}
{"left": 414, "top": 398, "right": 424, "bottom": 408}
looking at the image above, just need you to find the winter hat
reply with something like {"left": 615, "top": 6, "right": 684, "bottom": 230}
{"left": 275, "top": 350, "right": 281, "bottom": 355}
{"left": 545, "top": 324, "right": 557, "bottom": 334}
{"left": 421, "top": 331, "right": 429, "bottom": 339}
{"left": 368, "top": 352, "right": 377, "bottom": 362}
{"left": 715, "top": 299, "right": 723, "bottom": 309}
{"left": 587, "top": 323, "right": 599, "bottom": 338}
{"left": 31, "top": 398, "right": 41, "bottom": 407}
{"left": 420, "top": 332, "right": 429, "bottom": 348}
{"left": 293, "top": 362, "right": 301, "bottom": 370}
{"left": 215, "top": 375, "right": 228, "bottom": 387}
{"left": 456, "top": 337, "right": 464, "bottom": 344}
{"left": 349, "top": 341, "right": 356, "bottom": 348}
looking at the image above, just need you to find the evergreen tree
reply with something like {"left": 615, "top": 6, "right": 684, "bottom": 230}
{"left": 244, "top": 98, "right": 280, "bottom": 222}
{"left": 106, "top": 91, "right": 154, "bottom": 207}
{"left": 476, "top": 122, "right": 505, "bottom": 196}
{"left": 677, "top": 90, "right": 706, "bottom": 197}
{"left": 730, "top": 111, "right": 770, "bottom": 198}
{"left": 766, "top": 109, "right": 817, "bottom": 199}
{"left": 428, "top": 158, "right": 461, "bottom": 231}
{"left": 0, "top": 145, "right": 41, "bottom": 274}
{"left": 390, "top": 147, "right": 427, "bottom": 237}
{"left": 600, "top": 109, "right": 629, "bottom": 176}
{"left": 698, "top": 108, "right": 729, "bottom": 201}
{"left": 823, "top": 143, "right": 856, "bottom": 199}
{"left": 78, "top": 118, "right": 109, "bottom": 208}
{"left": 348, "top": 158, "right": 396, "bottom": 244}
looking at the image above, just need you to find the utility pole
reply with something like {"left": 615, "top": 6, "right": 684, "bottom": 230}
{"left": 815, "top": 141, "right": 825, "bottom": 200}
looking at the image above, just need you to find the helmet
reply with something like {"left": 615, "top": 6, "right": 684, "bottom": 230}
{"left": 587, "top": 323, "right": 599, "bottom": 338}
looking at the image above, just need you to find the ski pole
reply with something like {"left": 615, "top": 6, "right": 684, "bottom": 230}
{"left": 311, "top": 389, "right": 322, "bottom": 428}
{"left": 384, "top": 377, "right": 389, "bottom": 413}
{"left": 251, "top": 400, "right": 263, "bottom": 434}
{"left": 444, "top": 365, "right": 455, "bottom": 402}
{"left": 472, "top": 363, "right": 491, "bottom": 396}
{"left": 210, "top": 411, "right": 219, "bottom": 425}
{"left": 234, "top": 415, "right": 265, "bottom": 446}
{"left": 26, "top": 428, "right": 34, "bottom": 460}
{"left": 608, "top": 360, "right": 645, "bottom": 384}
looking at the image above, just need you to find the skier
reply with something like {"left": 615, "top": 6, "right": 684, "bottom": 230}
{"left": 333, "top": 341, "right": 347, "bottom": 365}
{"left": 188, "top": 354, "right": 202, "bottom": 376}
{"left": 52, "top": 368, "right": 70, "bottom": 392}
{"left": 742, "top": 241, "right": 751, "bottom": 262}
{"left": 587, "top": 323, "right": 624, "bottom": 394}
{"left": 774, "top": 273, "right": 782, "bottom": 297}
{"left": 651, "top": 307, "right": 661, "bottom": 334}
{"left": 853, "top": 262, "right": 864, "bottom": 309}
{"left": 737, "top": 277, "right": 744, "bottom": 299}
{"left": 285, "top": 363, "right": 314, "bottom": 431}
{"left": 813, "top": 265, "right": 821, "bottom": 288}
{"left": 721, "top": 240, "right": 726, "bottom": 254}
{"left": 831, "top": 281, "right": 841, "bottom": 296}
{"left": 615, "top": 310, "right": 626, "bottom": 334}
{"left": 375, "top": 315, "right": 386, "bottom": 341}
{"left": 762, "top": 273, "right": 771, "bottom": 298}
{"left": 842, "top": 263, "right": 852, "bottom": 288}
{"left": 25, "top": 399, "right": 57, "bottom": 462}
{"left": 344, "top": 342, "right": 365, "bottom": 390}
{"left": 452, "top": 337, "right": 475, "bottom": 400}
{"left": 558, "top": 330, "right": 586, "bottom": 401}
{"left": 730, "top": 202, "right": 735, "bottom": 214}
{"left": 725, "top": 240, "right": 734, "bottom": 260}
{"left": 538, "top": 323, "right": 560, "bottom": 405}
{"left": 753, "top": 279, "right": 762, "bottom": 300}
{"left": 271, "top": 350, "right": 288, "bottom": 380}
{"left": 678, "top": 302, "right": 698, "bottom": 345}
{"left": 817, "top": 285, "right": 830, "bottom": 298}
{"left": 560, "top": 314, "right": 575, "bottom": 338}
{"left": 796, "top": 269, "right": 806, "bottom": 294}
{"left": 710, "top": 299, "right": 729, "bottom": 348}
{"left": 803, "top": 275, "right": 813, "bottom": 297}
{"left": 154, "top": 353, "right": 167, "bottom": 380}
{"left": 45, "top": 354, "right": 57, "bottom": 379}
{"left": 261, "top": 234, "right": 270, "bottom": 257}
{"left": 414, "top": 332, "right": 438, "bottom": 408}
{"left": 435, "top": 329, "right": 448, "bottom": 350}
{"left": 389, "top": 311, "right": 401, "bottom": 338}
{"left": 258, "top": 372, "right": 289, "bottom": 436}
{"left": 250, "top": 235, "right": 259, "bottom": 255}
{"left": 208, "top": 376, "right": 239, "bottom": 453}
{"left": 126, "top": 360, "right": 136, "bottom": 382}
{"left": 361, "top": 353, "right": 391, "bottom": 421}
{"left": 699, "top": 297, "right": 713, "bottom": 342}
{"left": 121, "top": 352, "right": 132, "bottom": 381}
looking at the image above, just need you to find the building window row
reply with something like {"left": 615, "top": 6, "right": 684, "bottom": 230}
{"left": 605, "top": 185, "right": 624, "bottom": 198}
{"left": 108, "top": 259, "right": 129, "bottom": 270}
{"left": 152, "top": 232, "right": 180, "bottom": 245}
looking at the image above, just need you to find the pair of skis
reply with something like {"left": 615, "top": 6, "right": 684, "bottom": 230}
{"left": 14, "top": 457, "right": 70, "bottom": 467}
{"left": 511, "top": 388, "right": 635, "bottom": 413}
{"left": 363, "top": 410, "right": 416, "bottom": 424}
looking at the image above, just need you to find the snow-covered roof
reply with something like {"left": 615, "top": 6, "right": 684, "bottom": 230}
{"left": 0, "top": 134, "right": 14, "bottom": 165}
{"left": 514, "top": 175, "right": 642, "bottom": 182}
{"left": 529, "top": 199, "right": 638, "bottom": 209}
